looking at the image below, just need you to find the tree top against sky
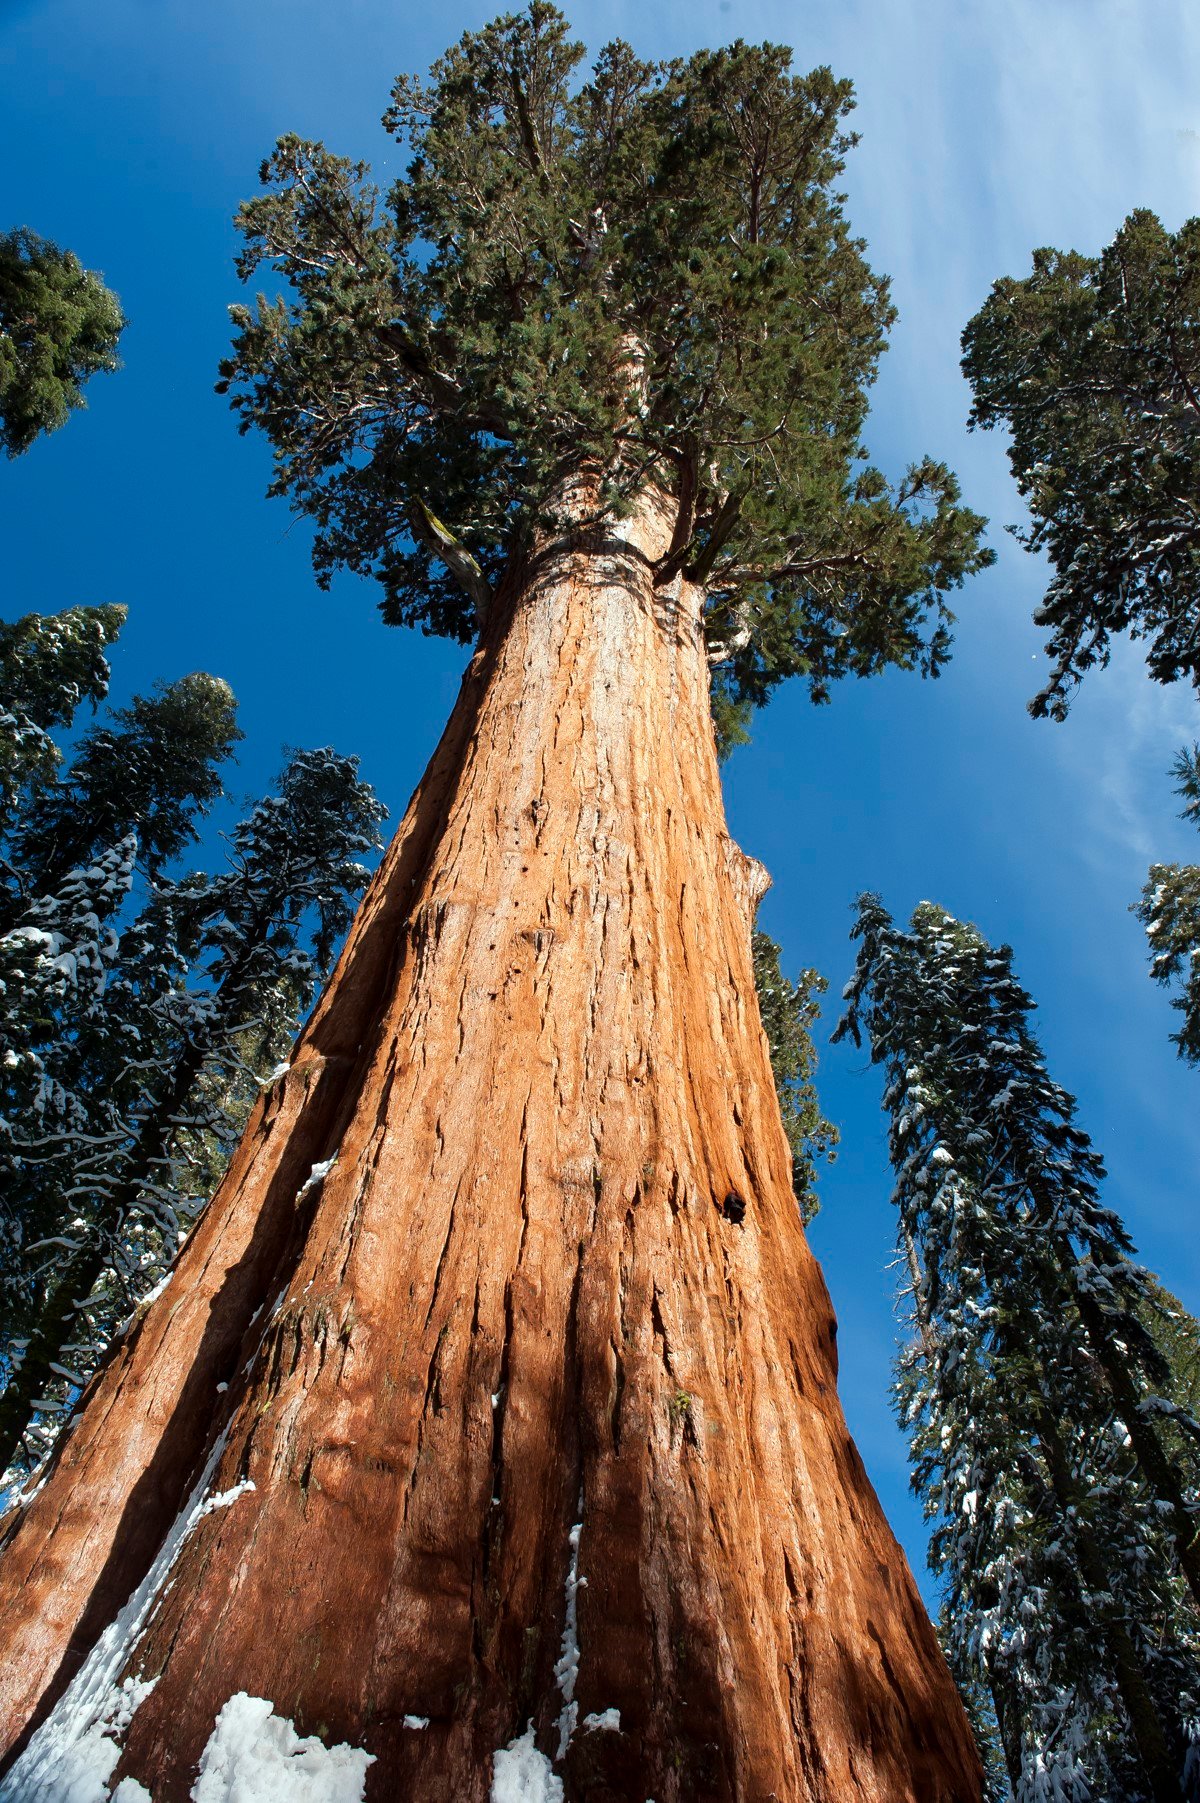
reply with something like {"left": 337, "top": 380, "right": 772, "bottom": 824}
{"left": 220, "top": 2, "right": 991, "bottom": 714}
{"left": 0, "top": 227, "right": 125, "bottom": 459}
{"left": 963, "top": 208, "right": 1200, "bottom": 719}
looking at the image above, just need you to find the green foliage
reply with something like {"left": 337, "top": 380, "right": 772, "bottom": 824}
{"left": 10, "top": 671, "right": 242, "bottom": 914}
{"left": 220, "top": 6, "right": 991, "bottom": 724}
{"left": 963, "top": 208, "right": 1200, "bottom": 719}
{"left": 710, "top": 670, "right": 752, "bottom": 761}
{"left": 1137, "top": 744, "right": 1200, "bottom": 1065}
{"left": 0, "top": 228, "right": 125, "bottom": 458}
{"left": 0, "top": 602, "right": 125, "bottom": 832}
{"left": 751, "top": 928, "right": 837, "bottom": 1222}
{"left": 0, "top": 619, "right": 385, "bottom": 1481}
{"left": 1140, "top": 1276, "right": 1200, "bottom": 1477}
{"left": 838, "top": 895, "right": 1200, "bottom": 1796}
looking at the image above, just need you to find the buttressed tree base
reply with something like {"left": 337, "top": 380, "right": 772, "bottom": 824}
{"left": 0, "top": 10, "right": 989, "bottom": 1798}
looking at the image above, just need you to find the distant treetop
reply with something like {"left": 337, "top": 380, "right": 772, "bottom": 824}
{"left": 0, "top": 228, "right": 126, "bottom": 458}
{"left": 963, "top": 208, "right": 1200, "bottom": 719}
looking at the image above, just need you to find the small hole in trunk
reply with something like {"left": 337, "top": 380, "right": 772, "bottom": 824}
{"left": 720, "top": 1192, "right": 746, "bottom": 1225}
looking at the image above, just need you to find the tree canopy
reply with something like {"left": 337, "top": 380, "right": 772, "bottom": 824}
{"left": 0, "top": 228, "right": 126, "bottom": 458}
{"left": 962, "top": 208, "right": 1200, "bottom": 720}
{"left": 220, "top": 3, "right": 991, "bottom": 721}
{"left": 0, "top": 603, "right": 125, "bottom": 833}
{"left": 9, "top": 672, "right": 242, "bottom": 915}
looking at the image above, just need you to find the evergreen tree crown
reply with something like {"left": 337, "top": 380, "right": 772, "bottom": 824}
{"left": 962, "top": 208, "right": 1200, "bottom": 718}
{"left": 220, "top": 4, "right": 991, "bottom": 715}
{"left": 0, "top": 228, "right": 126, "bottom": 458}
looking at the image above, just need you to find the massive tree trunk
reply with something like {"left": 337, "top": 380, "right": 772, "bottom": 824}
{"left": 0, "top": 482, "right": 982, "bottom": 1801}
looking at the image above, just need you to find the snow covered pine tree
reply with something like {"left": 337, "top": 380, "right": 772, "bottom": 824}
{"left": 0, "top": 13, "right": 993, "bottom": 1799}
{"left": 0, "top": 603, "right": 125, "bottom": 836}
{"left": 0, "top": 632, "right": 241, "bottom": 1469}
{"left": 837, "top": 896, "right": 1200, "bottom": 1802}
{"left": 0, "top": 742, "right": 385, "bottom": 1482}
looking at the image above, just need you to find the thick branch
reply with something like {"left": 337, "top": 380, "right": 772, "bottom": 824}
{"left": 374, "top": 323, "right": 511, "bottom": 437}
{"left": 686, "top": 490, "right": 743, "bottom": 586}
{"left": 653, "top": 442, "right": 699, "bottom": 588}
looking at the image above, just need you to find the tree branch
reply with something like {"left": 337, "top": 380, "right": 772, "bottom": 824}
{"left": 686, "top": 490, "right": 743, "bottom": 586}
{"left": 406, "top": 498, "right": 494, "bottom": 629}
{"left": 653, "top": 440, "right": 698, "bottom": 587}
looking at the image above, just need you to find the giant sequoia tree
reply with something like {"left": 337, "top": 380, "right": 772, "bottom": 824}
{"left": 0, "top": 13, "right": 992, "bottom": 1799}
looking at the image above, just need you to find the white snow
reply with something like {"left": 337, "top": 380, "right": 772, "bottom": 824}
{"left": 111, "top": 1782, "right": 154, "bottom": 1802}
{"left": 582, "top": 1709, "right": 620, "bottom": 1733}
{"left": 296, "top": 1159, "right": 336, "bottom": 1202}
{"left": 190, "top": 1693, "right": 374, "bottom": 1803}
{"left": 198, "top": 1480, "right": 256, "bottom": 1517}
{"left": 136, "top": 1271, "right": 173, "bottom": 1312}
{"left": 490, "top": 1725, "right": 563, "bottom": 1803}
{"left": 0, "top": 1427, "right": 241, "bottom": 1803}
{"left": 401, "top": 1716, "right": 429, "bottom": 1731}
{"left": 553, "top": 1518, "right": 584, "bottom": 1758}
{"left": 0, "top": 1674, "right": 155, "bottom": 1803}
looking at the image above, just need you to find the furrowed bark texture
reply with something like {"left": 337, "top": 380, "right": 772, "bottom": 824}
{"left": 0, "top": 486, "right": 982, "bottom": 1801}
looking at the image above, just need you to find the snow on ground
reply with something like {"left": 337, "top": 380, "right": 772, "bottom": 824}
{"left": 490, "top": 1725, "right": 563, "bottom": 1803}
{"left": 189, "top": 1693, "right": 373, "bottom": 1803}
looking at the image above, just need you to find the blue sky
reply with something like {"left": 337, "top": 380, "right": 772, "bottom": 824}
{"left": 2, "top": 0, "right": 1198, "bottom": 1600}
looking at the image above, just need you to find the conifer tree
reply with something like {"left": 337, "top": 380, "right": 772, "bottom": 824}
{"left": 837, "top": 896, "right": 1200, "bottom": 1801}
{"left": 0, "top": 747, "right": 384, "bottom": 1484}
{"left": 1138, "top": 745, "right": 1200, "bottom": 1066}
{"left": 752, "top": 928, "right": 838, "bottom": 1222}
{"left": 0, "top": 15, "right": 992, "bottom": 1797}
{"left": 0, "top": 655, "right": 241, "bottom": 1395}
{"left": 4, "top": 670, "right": 242, "bottom": 928}
{"left": 0, "top": 602, "right": 125, "bottom": 838}
{"left": 962, "top": 209, "right": 1200, "bottom": 720}
{"left": 0, "top": 228, "right": 125, "bottom": 457}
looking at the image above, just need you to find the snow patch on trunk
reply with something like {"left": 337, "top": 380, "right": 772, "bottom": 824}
{"left": 296, "top": 1158, "right": 336, "bottom": 1202}
{"left": 490, "top": 1725, "right": 563, "bottom": 1802}
{"left": 190, "top": 1693, "right": 374, "bottom": 1802}
{"left": 553, "top": 1516, "right": 584, "bottom": 1758}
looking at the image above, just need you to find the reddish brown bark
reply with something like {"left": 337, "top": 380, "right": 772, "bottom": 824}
{"left": 0, "top": 484, "right": 983, "bottom": 1800}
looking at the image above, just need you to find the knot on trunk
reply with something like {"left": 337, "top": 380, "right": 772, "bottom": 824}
{"left": 722, "top": 836, "right": 771, "bottom": 923}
